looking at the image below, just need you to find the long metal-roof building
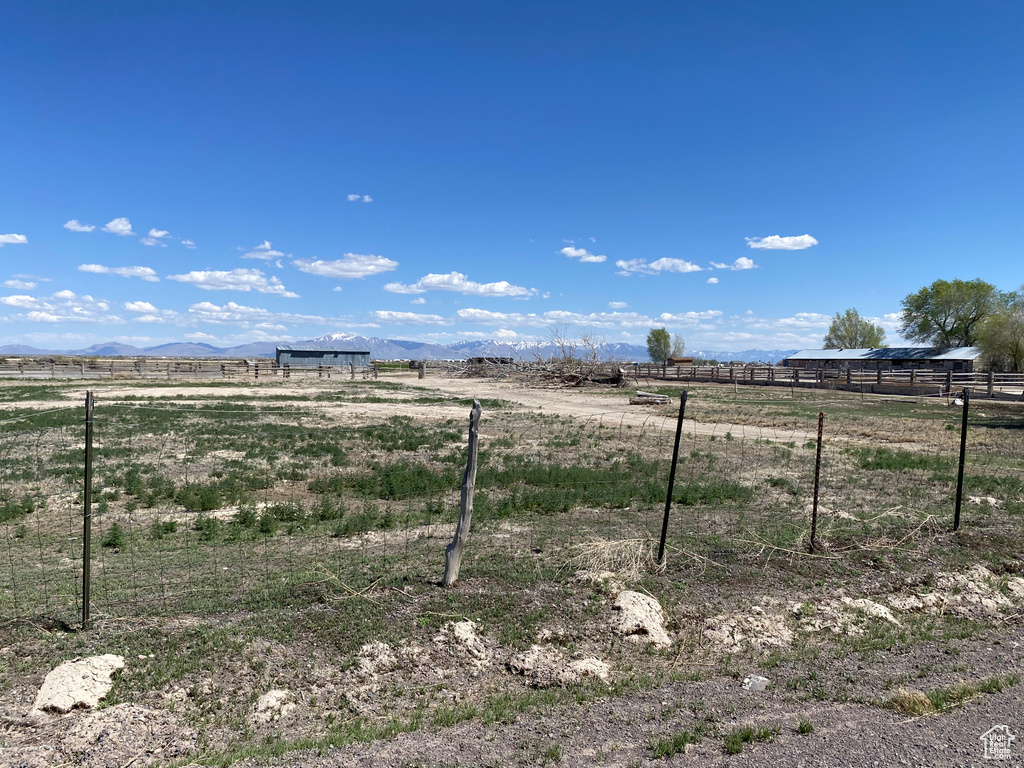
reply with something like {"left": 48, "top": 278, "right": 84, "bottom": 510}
{"left": 275, "top": 344, "right": 371, "bottom": 368}
{"left": 783, "top": 347, "right": 984, "bottom": 372}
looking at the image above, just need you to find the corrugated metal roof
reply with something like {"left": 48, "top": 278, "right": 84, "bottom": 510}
{"left": 785, "top": 347, "right": 982, "bottom": 361}
{"left": 276, "top": 344, "right": 371, "bottom": 353}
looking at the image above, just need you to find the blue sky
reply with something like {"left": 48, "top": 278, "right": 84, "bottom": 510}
{"left": 2, "top": 1, "right": 1021, "bottom": 351}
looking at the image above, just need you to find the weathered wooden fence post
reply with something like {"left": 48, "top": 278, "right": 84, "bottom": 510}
{"left": 442, "top": 400, "right": 482, "bottom": 587}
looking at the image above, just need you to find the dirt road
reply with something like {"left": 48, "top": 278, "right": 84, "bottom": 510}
{"left": 396, "top": 372, "right": 818, "bottom": 444}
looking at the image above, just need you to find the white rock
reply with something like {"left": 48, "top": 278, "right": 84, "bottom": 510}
{"left": 742, "top": 674, "right": 770, "bottom": 692}
{"left": 1007, "top": 577, "right": 1024, "bottom": 600}
{"left": 507, "top": 645, "right": 609, "bottom": 687}
{"left": 253, "top": 689, "right": 296, "bottom": 723}
{"left": 843, "top": 597, "right": 902, "bottom": 626}
{"left": 613, "top": 591, "right": 671, "bottom": 647}
{"left": 29, "top": 655, "right": 125, "bottom": 716}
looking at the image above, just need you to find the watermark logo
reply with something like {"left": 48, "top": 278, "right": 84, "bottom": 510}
{"left": 981, "top": 725, "right": 1016, "bottom": 760}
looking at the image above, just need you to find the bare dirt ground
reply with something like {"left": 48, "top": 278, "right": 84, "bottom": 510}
{"left": 396, "top": 372, "right": 819, "bottom": 444}
{"left": 1, "top": 373, "right": 1022, "bottom": 768}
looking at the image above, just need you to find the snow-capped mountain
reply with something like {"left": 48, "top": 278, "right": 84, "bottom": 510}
{"left": 0, "top": 334, "right": 800, "bottom": 364}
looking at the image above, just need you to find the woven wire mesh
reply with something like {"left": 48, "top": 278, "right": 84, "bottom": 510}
{"left": 1, "top": 385, "right": 1021, "bottom": 625}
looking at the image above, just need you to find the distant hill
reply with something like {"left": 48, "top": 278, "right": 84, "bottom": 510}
{"left": 144, "top": 342, "right": 226, "bottom": 357}
{"left": 0, "top": 333, "right": 800, "bottom": 364}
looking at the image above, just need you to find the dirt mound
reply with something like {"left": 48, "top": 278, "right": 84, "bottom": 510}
{"left": 886, "top": 565, "right": 1018, "bottom": 619}
{"left": 62, "top": 702, "right": 197, "bottom": 768}
{"left": 356, "top": 641, "right": 399, "bottom": 676}
{"left": 792, "top": 597, "right": 900, "bottom": 636}
{"left": 703, "top": 606, "right": 793, "bottom": 653}
{"left": 507, "top": 645, "right": 610, "bottom": 688}
{"left": 612, "top": 591, "right": 671, "bottom": 647}
{"left": 434, "top": 620, "right": 490, "bottom": 668}
{"left": 29, "top": 654, "right": 125, "bottom": 717}
{"left": 253, "top": 689, "right": 297, "bottom": 724}
{"left": 574, "top": 569, "right": 623, "bottom": 595}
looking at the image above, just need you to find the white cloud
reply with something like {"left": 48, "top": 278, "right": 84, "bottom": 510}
{"left": 371, "top": 310, "right": 449, "bottom": 325}
{"left": 384, "top": 271, "right": 536, "bottom": 298}
{"left": 63, "top": 220, "right": 95, "bottom": 233}
{"left": 78, "top": 264, "right": 160, "bottom": 282}
{"left": 122, "top": 300, "right": 179, "bottom": 323}
{"left": 453, "top": 307, "right": 721, "bottom": 330}
{"left": 707, "top": 277, "right": 719, "bottom": 284}
{"left": 560, "top": 246, "right": 607, "bottom": 263}
{"left": 167, "top": 268, "right": 299, "bottom": 297}
{"left": 123, "top": 301, "right": 158, "bottom": 313}
{"left": 240, "top": 240, "right": 287, "bottom": 260}
{"left": 347, "top": 194, "right": 373, "bottom": 202}
{"left": 0, "top": 234, "right": 28, "bottom": 247}
{"left": 101, "top": 217, "right": 135, "bottom": 236}
{"left": 745, "top": 234, "right": 818, "bottom": 250}
{"left": 181, "top": 239, "right": 196, "bottom": 249}
{"left": 185, "top": 300, "right": 347, "bottom": 327}
{"left": 293, "top": 254, "right": 398, "bottom": 279}
{"left": 141, "top": 229, "right": 170, "bottom": 247}
{"left": 879, "top": 312, "right": 902, "bottom": 331}
{"left": 614, "top": 257, "right": 703, "bottom": 276}
{"left": 710, "top": 257, "right": 757, "bottom": 270}
{"left": 0, "top": 290, "right": 122, "bottom": 324}
{"left": 411, "top": 297, "right": 426, "bottom": 305}
{"left": 608, "top": 301, "right": 627, "bottom": 309}
{"left": 494, "top": 328, "right": 519, "bottom": 339}
{"left": 1, "top": 294, "right": 41, "bottom": 308}
{"left": 735, "top": 312, "right": 832, "bottom": 331}
{"left": 657, "top": 310, "right": 723, "bottom": 323}
{"left": 4, "top": 279, "right": 36, "bottom": 289}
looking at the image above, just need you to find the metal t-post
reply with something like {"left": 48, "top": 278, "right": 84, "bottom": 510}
{"left": 82, "top": 391, "right": 94, "bottom": 630}
{"left": 953, "top": 389, "right": 970, "bottom": 531}
{"left": 657, "top": 391, "right": 688, "bottom": 565}
{"left": 810, "top": 412, "right": 824, "bottom": 553}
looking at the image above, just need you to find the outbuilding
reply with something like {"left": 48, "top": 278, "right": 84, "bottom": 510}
{"left": 783, "top": 347, "right": 983, "bottom": 372}
{"left": 275, "top": 344, "right": 371, "bottom": 368}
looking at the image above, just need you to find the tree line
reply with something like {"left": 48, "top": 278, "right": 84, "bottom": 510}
{"left": 645, "top": 278, "right": 1024, "bottom": 372}
{"left": 823, "top": 279, "right": 1022, "bottom": 371}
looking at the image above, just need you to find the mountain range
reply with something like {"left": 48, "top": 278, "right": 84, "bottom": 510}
{"left": 0, "top": 332, "right": 800, "bottom": 364}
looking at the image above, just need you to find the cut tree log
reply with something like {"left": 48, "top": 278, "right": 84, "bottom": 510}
{"left": 630, "top": 390, "right": 669, "bottom": 405}
{"left": 442, "top": 399, "right": 482, "bottom": 587}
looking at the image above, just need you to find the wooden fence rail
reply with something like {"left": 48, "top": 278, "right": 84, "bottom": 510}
{"left": 0, "top": 358, "right": 378, "bottom": 381}
{"left": 630, "top": 364, "right": 1024, "bottom": 400}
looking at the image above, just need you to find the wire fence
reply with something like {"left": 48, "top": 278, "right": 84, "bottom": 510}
{"left": 1, "top": 386, "right": 1021, "bottom": 627}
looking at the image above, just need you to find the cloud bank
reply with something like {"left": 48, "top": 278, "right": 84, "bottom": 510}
{"left": 384, "top": 271, "right": 535, "bottom": 298}
{"left": 745, "top": 234, "right": 818, "bottom": 250}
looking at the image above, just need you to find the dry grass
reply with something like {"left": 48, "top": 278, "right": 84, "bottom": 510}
{"left": 887, "top": 688, "right": 933, "bottom": 715}
{"left": 568, "top": 535, "right": 657, "bottom": 581}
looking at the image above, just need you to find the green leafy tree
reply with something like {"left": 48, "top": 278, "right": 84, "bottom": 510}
{"left": 979, "top": 287, "right": 1024, "bottom": 372}
{"left": 899, "top": 279, "right": 1000, "bottom": 347}
{"left": 822, "top": 309, "right": 886, "bottom": 349}
{"left": 646, "top": 327, "right": 671, "bottom": 364}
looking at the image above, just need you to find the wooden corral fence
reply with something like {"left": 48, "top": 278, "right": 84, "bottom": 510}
{"left": 0, "top": 357, "right": 379, "bottom": 381}
{"left": 632, "top": 363, "right": 1024, "bottom": 400}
